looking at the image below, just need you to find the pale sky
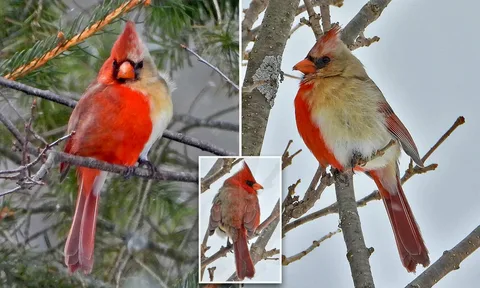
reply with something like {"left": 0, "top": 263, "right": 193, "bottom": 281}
{"left": 199, "top": 157, "right": 282, "bottom": 283}
{"left": 243, "top": 0, "right": 480, "bottom": 287}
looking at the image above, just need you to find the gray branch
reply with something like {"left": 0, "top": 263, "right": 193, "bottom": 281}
{"left": 334, "top": 170, "right": 375, "bottom": 288}
{"left": 241, "top": 0, "right": 300, "bottom": 156}
{"left": 341, "top": 0, "right": 392, "bottom": 46}
{"left": 242, "top": 0, "right": 269, "bottom": 54}
{"left": 0, "top": 77, "right": 234, "bottom": 156}
{"left": 406, "top": 225, "right": 480, "bottom": 288}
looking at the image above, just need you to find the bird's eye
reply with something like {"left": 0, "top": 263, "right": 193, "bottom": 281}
{"left": 136, "top": 61, "right": 144, "bottom": 69}
{"left": 246, "top": 180, "right": 255, "bottom": 187}
{"left": 314, "top": 56, "right": 331, "bottom": 69}
{"left": 113, "top": 59, "right": 118, "bottom": 68}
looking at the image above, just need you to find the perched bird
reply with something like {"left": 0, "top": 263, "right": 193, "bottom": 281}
{"left": 292, "top": 26, "right": 429, "bottom": 272}
{"left": 60, "top": 21, "right": 173, "bottom": 274}
{"left": 208, "top": 162, "right": 263, "bottom": 280}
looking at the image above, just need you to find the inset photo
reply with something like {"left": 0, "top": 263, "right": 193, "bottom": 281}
{"left": 199, "top": 157, "right": 282, "bottom": 284}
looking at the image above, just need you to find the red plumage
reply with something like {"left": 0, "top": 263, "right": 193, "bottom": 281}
{"left": 293, "top": 27, "right": 429, "bottom": 272}
{"left": 208, "top": 162, "right": 263, "bottom": 280}
{"left": 62, "top": 21, "right": 172, "bottom": 274}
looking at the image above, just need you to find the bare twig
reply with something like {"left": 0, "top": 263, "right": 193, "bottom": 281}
{"left": 242, "top": 0, "right": 269, "bottom": 53}
{"left": 348, "top": 33, "right": 380, "bottom": 50}
{"left": 341, "top": 0, "right": 392, "bottom": 47}
{"left": 133, "top": 257, "right": 168, "bottom": 288}
{"left": 333, "top": 169, "right": 375, "bottom": 287}
{"left": 0, "top": 132, "right": 74, "bottom": 177}
{"left": 1, "top": 151, "right": 198, "bottom": 198}
{"left": 282, "top": 229, "right": 340, "bottom": 265}
{"left": 319, "top": 4, "right": 331, "bottom": 31}
{"left": 207, "top": 266, "right": 216, "bottom": 282}
{"left": 282, "top": 140, "right": 302, "bottom": 170}
{"left": 0, "top": 77, "right": 236, "bottom": 156}
{"left": 173, "top": 114, "right": 238, "bottom": 132}
{"left": 303, "top": 0, "right": 323, "bottom": 39}
{"left": 406, "top": 225, "right": 480, "bottom": 288}
{"left": 421, "top": 116, "right": 465, "bottom": 163}
{"left": 201, "top": 158, "right": 242, "bottom": 193}
{"left": 180, "top": 44, "right": 238, "bottom": 91}
{"left": 0, "top": 77, "right": 76, "bottom": 108}
{"left": 3, "top": 0, "right": 149, "bottom": 80}
{"left": 297, "top": 0, "right": 344, "bottom": 15}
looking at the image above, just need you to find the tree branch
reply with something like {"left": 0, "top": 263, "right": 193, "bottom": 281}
{"left": 201, "top": 158, "right": 242, "bottom": 193}
{"left": 241, "top": 0, "right": 269, "bottom": 54}
{"left": 406, "top": 225, "right": 480, "bottom": 288}
{"left": 282, "top": 229, "right": 340, "bottom": 265}
{"left": 173, "top": 114, "right": 238, "bottom": 132}
{"left": 333, "top": 169, "right": 375, "bottom": 288}
{"left": 303, "top": 0, "right": 323, "bottom": 39}
{"left": 180, "top": 44, "right": 238, "bottom": 91}
{"left": 3, "top": 0, "right": 150, "bottom": 80}
{"left": 0, "top": 77, "right": 235, "bottom": 156}
{"left": 341, "top": 0, "right": 392, "bottom": 47}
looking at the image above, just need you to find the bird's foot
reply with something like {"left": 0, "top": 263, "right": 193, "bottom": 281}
{"left": 138, "top": 157, "right": 157, "bottom": 177}
{"left": 123, "top": 166, "right": 136, "bottom": 179}
{"left": 351, "top": 152, "right": 368, "bottom": 169}
{"left": 226, "top": 238, "right": 233, "bottom": 249}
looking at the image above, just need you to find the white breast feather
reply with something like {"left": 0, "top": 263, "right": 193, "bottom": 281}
{"left": 313, "top": 102, "right": 400, "bottom": 170}
{"left": 140, "top": 106, "right": 172, "bottom": 159}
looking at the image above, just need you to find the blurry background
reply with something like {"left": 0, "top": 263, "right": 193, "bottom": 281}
{"left": 199, "top": 157, "right": 282, "bottom": 283}
{"left": 0, "top": 0, "right": 238, "bottom": 287}
{"left": 242, "top": 0, "right": 480, "bottom": 287}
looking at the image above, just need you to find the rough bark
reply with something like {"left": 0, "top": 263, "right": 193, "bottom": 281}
{"left": 241, "top": 0, "right": 300, "bottom": 156}
{"left": 341, "top": 0, "right": 392, "bottom": 46}
{"left": 334, "top": 170, "right": 375, "bottom": 288}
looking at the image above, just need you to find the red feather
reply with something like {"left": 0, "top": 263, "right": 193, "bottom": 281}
{"left": 294, "top": 83, "right": 343, "bottom": 169}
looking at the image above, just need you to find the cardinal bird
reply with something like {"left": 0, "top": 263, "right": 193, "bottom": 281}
{"left": 60, "top": 21, "right": 173, "bottom": 274}
{"left": 292, "top": 26, "right": 429, "bottom": 272}
{"left": 208, "top": 162, "right": 263, "bottom": 280}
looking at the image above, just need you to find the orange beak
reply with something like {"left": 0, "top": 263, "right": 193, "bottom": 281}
{"left": 252, "top": 183, "right": 264, "bottom": 191}
{"left": 117, "top": 61, "right": 135, "bottom": 80}
{"left": 293, "top": 58, "right": 317, "bottom": 75}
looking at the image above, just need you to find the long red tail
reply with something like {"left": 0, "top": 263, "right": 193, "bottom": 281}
{"left": 64, "top": 167, "right": 106, "bottom": 274}
{"left": 233, "top": 228, "right": 255, "bottom": 280}
{"left": 370, "top": 164, "right": 429, "bottom": 272}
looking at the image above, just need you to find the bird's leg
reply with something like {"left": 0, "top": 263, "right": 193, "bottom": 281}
{"left": 226, "top": 237, "right": 233, "bottom": 249}
{"left": 123, "top": 166, "right": 136, "bottom": 179}
{"left": 137, "top": 156, "right": 157, "bottom": 176}
{"left": 351, "top": 151, "right": 368, "bottom": 169}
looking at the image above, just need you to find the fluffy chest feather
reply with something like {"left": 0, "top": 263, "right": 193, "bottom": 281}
{"left": 299, "top": 78, "right": 400, "bottom": 169}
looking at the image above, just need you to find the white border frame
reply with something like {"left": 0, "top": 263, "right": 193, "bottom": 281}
{"left": 198, "top": 156, "right": 283, "bottom": 284}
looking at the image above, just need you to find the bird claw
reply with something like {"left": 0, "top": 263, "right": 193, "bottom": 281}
{"left": 123, "top": 166, "right": 135, "bottom": 179}
{"left": 226, "top": 238, "right": 233, "bottom": 249}
{"left": 351, "top": 152, "right": 368, "bottom": 169}
{"left": 138, "top": 158, "right": 157, "bottom": 176}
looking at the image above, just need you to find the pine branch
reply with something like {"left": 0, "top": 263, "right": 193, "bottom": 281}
{"left": 2, "top": 0, "right": 150, "bottom": 80}
{"left": 0, "top": 77, "right": 235, "bottom": 156}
